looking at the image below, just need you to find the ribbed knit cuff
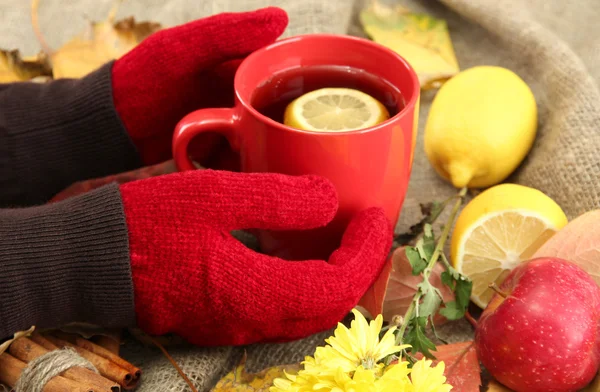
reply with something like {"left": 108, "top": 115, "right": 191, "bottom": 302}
{"left": 0, "top": 183, "right": 135, "bottom": 340}
{"left": 0, "top": 61, "right": 142, "bottom": 207}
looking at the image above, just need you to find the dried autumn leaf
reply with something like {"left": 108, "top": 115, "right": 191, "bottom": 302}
{"left": 0, "top": 49, "right": 51, "bottom": 82}
{"left": 54, "top": 322, "right": 122, "bottom": 344}
{"left": 357, "top": 252, "right": 394, "bottom": 318}
{"left": 0, "top": 326, "right": 35, "bottom": 355}
{"left": 128, "top": 328, "right": 187, "bottom": 348}
{"left": 51, "top": 17, "right": 161, "bottom": 78}
{"left": 359, "top": 0, "right": 459, "bottom": 90}
{"left": 487, "top": 380, "right": 513, "bottom": 391}
{"left": 211, "top": 353, "right": 301, "bottom": 392}
{"left": 32, "top": 0, "right": 162, "bottom": 79}
{"left": 382, "top": 246, "right": 455, "bottom": 323}
{"left": 416, "top": 341, "right": 481, "bottom": 391}
{"left": 49, "top": 160, "right": 178, "bottom": 203}
{"left": 533, "top": 210, "right": 600, "bottom": 285}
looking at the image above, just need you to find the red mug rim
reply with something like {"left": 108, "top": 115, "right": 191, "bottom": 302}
{"left": 234, "top": 33, "right": 420, "bottom": 136}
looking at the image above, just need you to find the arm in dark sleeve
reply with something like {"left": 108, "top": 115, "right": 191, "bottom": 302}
{"left": 0, "top": 62, "right": 142, "bottom": 207}
{"left": 0, "top": 183, "right": 136, "bottom": 339}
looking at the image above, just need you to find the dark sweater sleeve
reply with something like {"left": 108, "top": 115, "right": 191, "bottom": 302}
{"left": 0, "top": 183, "right": 135, "bottom": 340}
{"left": 0, "top": 62, "right": 142, "bottom": 207}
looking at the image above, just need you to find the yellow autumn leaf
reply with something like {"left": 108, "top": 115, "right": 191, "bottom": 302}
{"left": 211, "top": 353, "right": 301, "bottom": 392}
{"left": 0, "top": 49, "right": 52, "bottom": 83}
{"left": 31, "top": 0, "right": 162, "bottom": 79}
{"left": 51, "top": 16, "right": 161, "bottom": 79}
{"left": 0, "top": 326, "right": 36, "bottom": 355}
{"left": 359, "top": 0, "right": 459, "bottom": 90}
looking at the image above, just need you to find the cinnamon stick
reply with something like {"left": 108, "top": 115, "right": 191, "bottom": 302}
{"left": 0, "top": 352, "right": 93, "bottom": 392}
{"left": 8, "top": 337, "right": 120, "bottom": 392}
{"left": 54, "top": 331, "right": 140, "bottom": 381}
{"left": 31, "top": 332, "right": 59, "bottom": 351}
{"left": 92, "top": 331, "right": 121, "bottom": 356}
{"left": 43, "top": 335, "right": 138, "bottom": 390}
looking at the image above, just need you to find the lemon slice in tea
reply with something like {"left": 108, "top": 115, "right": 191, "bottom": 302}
{"left": 283, "top": 88, "right": 390, "bottom": 132}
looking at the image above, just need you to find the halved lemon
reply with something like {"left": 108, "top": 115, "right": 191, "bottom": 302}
{"left": 450, "top": 183, "right": 568, "bottom": 308}
{"left": 283, "top": 88, "right": 390, "bottom": 132}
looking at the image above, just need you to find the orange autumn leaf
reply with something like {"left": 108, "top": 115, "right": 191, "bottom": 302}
{"left": 382, "top": 246, "right": 454, "bottom": 323}
{"left": 211, "top": 353, "right": 301, "bottom": 392}
{"left": 533, "top": 209, "right": 600, "bottom": 285}
{"left": 357, "top": 252, "right": 394, "bottom": 318}
{"left": 417, "top": 341, "right": 481, "bottom": 391}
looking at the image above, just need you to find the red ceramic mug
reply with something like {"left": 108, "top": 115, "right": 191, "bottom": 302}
{"left": 173, "top": 34, "right": 420, "bottom": 260}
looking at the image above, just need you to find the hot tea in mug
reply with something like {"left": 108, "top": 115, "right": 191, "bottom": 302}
{"left": 172, "top": 34, "right": 420, "bottom": 260}
{"left": 252, "top": 65, "right": 405, "bottom": 127}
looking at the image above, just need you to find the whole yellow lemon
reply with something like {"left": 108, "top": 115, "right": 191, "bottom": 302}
{"left": 424, "top": 66, "right": 537, "bottom": 188}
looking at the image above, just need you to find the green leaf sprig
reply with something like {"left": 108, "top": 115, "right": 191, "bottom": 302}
{"left": 388, "top": 187, "right": 473, "bottom": 363}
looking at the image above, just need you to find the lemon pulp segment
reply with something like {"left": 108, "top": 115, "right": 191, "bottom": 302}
{"left": 450, "top": 184, "right": 568, "bottom": 308}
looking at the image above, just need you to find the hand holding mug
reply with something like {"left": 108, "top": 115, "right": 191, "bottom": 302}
{"left": 122, "top": 169, "right": 393, "bottom": 346}
{"left": 173, "top": 34, "right": 420, "bottom": 260}
{"left": 111, "top": 7, "right": 288, "bottom": 167}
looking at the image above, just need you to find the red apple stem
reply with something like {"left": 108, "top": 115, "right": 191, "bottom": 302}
{"left": 488, "top": 283, "right": 509, "bottom": 298}
{"left": 395, "top": 187, "right": 468, "bottom": 345}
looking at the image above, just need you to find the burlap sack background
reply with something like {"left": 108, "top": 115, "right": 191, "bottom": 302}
{"left": 1, "top": 0, "right": 599, "bottom": 390}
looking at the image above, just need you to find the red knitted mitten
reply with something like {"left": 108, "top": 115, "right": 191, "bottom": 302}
{"left": 119, "top": 170, "right": 392, "bottom": 346}
{"left": 111, "top": 8, "right": 288, "bottom": 166}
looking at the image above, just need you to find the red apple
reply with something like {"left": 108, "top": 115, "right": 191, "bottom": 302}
{"left": 475, "top": 257, "right": 600, "bottom": 392}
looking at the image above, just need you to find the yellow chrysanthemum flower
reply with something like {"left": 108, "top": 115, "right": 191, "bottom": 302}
{"left": 271, "top": 359, "right": 452, "bottom": 392}
{"left": 409, "top": 359, "right": 453, "bottom": 392}
{"left": 334, "top": 366, "right": 378, "bottom": 392}
{"left": 271, "top": 372, "right": 298, "bottom": 392}
{"left": 318, "top": 309, "right": 409, "bottom": 372}
{"left": 270, "top": 309, "right": 453, "bottom": 392}
{"left": 377, "top": 361, "right": 413, "bottom": 391}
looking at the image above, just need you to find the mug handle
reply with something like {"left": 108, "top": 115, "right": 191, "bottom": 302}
{"left": 172, "top": 108, "right": 239, "bottom": 171}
